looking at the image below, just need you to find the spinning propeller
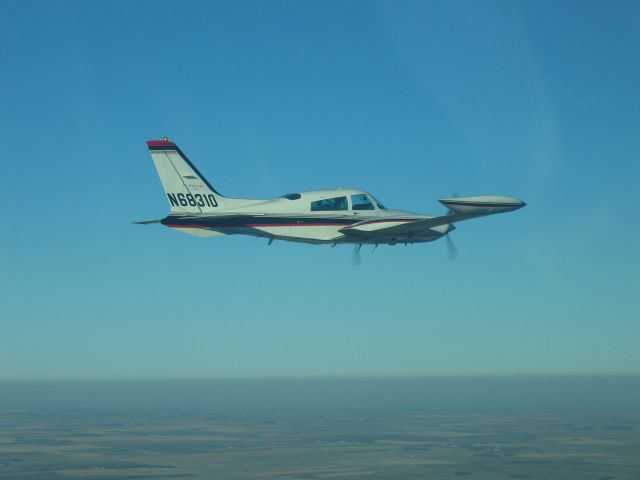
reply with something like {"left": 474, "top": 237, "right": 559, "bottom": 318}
{"left": 445, "top": 232, "right": 458, "bottom": 261}
{"left": 353, "top": 244, "right": 362, "bottom": 266}
{"left": 444, "top": 193, "right": 459, "bottom": 261}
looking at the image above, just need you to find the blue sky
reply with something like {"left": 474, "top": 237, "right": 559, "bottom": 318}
{"left": 1, "top": 0, "right": 638, "bottom": 379}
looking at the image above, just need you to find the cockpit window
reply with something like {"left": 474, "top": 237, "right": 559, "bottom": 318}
{"left": 280, "top": 193, "right": 301, "bottom": 200}
{"left": 351, "top": 194, "right": 375, "bottom": 210}
{"left": 372, "top": 196, "right": 386, "bottom": 209}
{"left": 310, "top": 196, "right": 347, "bottom": 211}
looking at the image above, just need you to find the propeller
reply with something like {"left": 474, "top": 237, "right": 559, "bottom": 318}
{"left": 445, "top": 233, "right": 458, "bottom": 261}
{"left": 352, "top": 244, "right": 362, "bottom": 266}
{"left": 445, "top": 193, "right": 459, "bottom": 261}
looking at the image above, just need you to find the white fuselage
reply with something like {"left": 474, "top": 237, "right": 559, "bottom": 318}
{"left": 143, "top": 138, "right": 525, "bottom": 246}
{"left": 162, "top": 188, "right": 445, "bottom": 245}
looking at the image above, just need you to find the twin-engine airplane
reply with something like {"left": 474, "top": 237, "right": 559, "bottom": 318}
{"left": 137, "top": 138, "right": 525, "bottom": 255}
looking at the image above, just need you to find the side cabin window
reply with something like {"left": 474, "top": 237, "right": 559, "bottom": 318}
{"left": 351, "top": 194, "right": 375, "bottom": 210}
{"left": 310, "top": 196, "right": 347, "bottom": 211}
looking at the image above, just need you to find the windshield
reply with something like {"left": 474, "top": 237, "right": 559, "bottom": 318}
{"left": 372, "top": 196, "right": 386, "bottom": 209}
{"left": 351, "top": 194, "right": 375, "bottom": 210}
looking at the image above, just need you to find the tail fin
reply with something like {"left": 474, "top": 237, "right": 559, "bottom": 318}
{"left": 147, "top": 138, "right": 233, "bottom": 214}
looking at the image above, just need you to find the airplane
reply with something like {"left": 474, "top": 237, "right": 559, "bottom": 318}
{"left": 137, "top": 137, "right": 525, "bottom": 259}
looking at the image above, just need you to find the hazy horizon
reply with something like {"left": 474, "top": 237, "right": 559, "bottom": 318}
{"left": 2, "top": 376, "right": 639, "bottom": 413}
{"left": 2, "top": 372, "right": 640, "bottom": 382}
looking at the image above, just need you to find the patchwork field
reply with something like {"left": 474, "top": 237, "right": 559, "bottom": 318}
{"left": 1, "top": 407, "right": 639, "bottom": 479}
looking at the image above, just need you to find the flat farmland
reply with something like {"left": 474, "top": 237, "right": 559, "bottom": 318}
{"left": 1, "top": 408, "right": 639, "bottom": 479}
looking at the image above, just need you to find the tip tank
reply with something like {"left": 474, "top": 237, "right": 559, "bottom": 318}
{"left": 439, "top": 195, "right": 526, "bottom": 214}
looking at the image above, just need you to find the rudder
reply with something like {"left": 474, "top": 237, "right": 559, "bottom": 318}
{"left": 147, "top": 138, "right": 228, "bottom": 214}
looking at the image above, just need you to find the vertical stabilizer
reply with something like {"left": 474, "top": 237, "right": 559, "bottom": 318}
{"left": 147, "top": 138, "right": 235, "bottom": 214}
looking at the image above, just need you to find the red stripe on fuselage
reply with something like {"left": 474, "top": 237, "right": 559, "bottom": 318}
{"left": 166, "top": 223, "right": 350, "bottom": 229}
{"left": 246, "top": 223, "right": 348, "bottom": 227}
{"left": 355, "top": 219, "right": 419, "bottom": 225}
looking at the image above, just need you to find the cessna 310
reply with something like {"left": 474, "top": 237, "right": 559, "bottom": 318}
{"left": 136, "top": 138, "right": 525, "bottom": 259}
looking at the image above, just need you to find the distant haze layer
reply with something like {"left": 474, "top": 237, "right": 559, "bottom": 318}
{"left": 2, "top": 376, "right": 639, "bottom": 413}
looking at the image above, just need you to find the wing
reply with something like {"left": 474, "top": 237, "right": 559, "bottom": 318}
{"left": 338, "top": 213, "right": 469, "bottom": 237}
{"left": 339, "top": 195, "right": 525, "bottom": 239}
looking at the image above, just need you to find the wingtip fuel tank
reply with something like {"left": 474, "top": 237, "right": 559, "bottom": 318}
{"left": 439, "top": 196, "right": 526, "bottom": 214}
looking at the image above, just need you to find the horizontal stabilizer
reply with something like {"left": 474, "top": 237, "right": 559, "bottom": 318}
{"left": 133, "top": 219, "right": 162, "bottom": 225}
